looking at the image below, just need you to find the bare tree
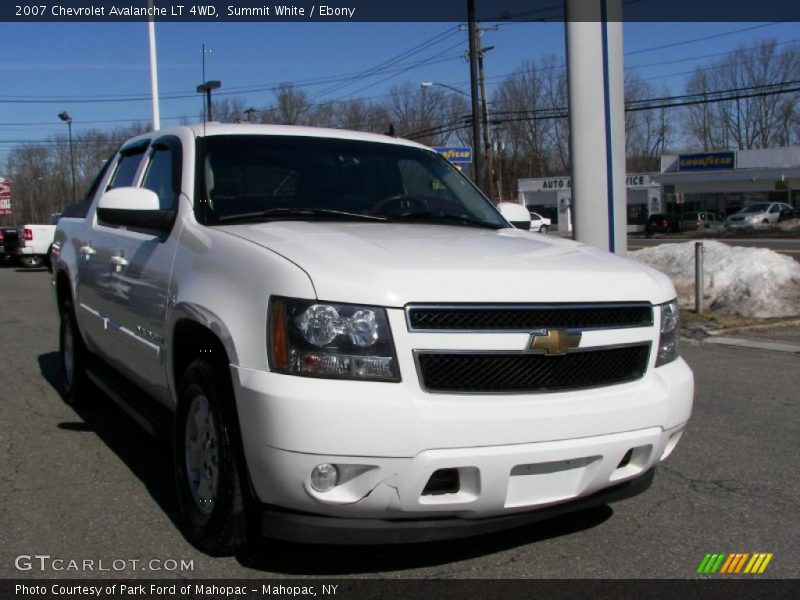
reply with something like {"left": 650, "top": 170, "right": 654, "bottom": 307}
{"left": 684, "top": 39, "right": 800, "bottom": 150}
{"left": 207, "top": 96, "right": 248, "bottom": 123}
{"left": 390, "top": 82, "right": 464, "bottom": 146}
{"left": 1, "top": 124, "right": 150, "bottom": 226}
{"left": 491, "top": 57, "right": 568, "bottom": 196}
{"left": 269, "top": 83, "right": 312, "bottom": 125}
{"left": 625, "top": 73, "right": 671, "bottom": 171}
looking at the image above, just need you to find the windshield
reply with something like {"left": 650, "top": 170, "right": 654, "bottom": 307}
{"left": 195, "top": 135, "right": 507, "bottom": 229}
{"left": 741, "top": 203, "right": 770, "bottom": 213}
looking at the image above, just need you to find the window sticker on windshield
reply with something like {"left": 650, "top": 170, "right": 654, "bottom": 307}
{"left": 432, "top": 179, "right": 445, "bottom": 191}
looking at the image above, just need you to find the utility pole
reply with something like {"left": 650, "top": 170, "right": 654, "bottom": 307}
{"left": 467, "top": 0, "right": 484, "bottom": 191}
{"left": 477, "top": 40, "right": 496, "bottom": 201}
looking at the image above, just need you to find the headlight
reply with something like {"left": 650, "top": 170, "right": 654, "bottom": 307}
{"left": 269, "top": 297, "right": 400, "bottom": 382}
{"left": 655, "top": 299, "right": 680, "bottom": 367}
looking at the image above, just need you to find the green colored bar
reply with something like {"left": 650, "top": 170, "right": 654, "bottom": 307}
{"left": 705, "top": 554, "right": 720, "bottom": 573}
{"left": 697, "top": 554, "right": 713, "bottom": 573}
{"left": 710, "top": 553, "right": 727, "bottom": 574}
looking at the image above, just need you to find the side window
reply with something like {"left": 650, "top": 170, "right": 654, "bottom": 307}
{"left": 769, "top": 205, "right": 781, "bottom": 213}
{"left": 142, "top": 146, "right": 178, "bottom": 210}
{"left": 108, "top": 146, "right": 147, "bottom": 190}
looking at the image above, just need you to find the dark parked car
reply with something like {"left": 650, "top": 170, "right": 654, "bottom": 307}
{"left": 645, "top": 214, "right": 679, "bottom": 235}
{"left": 680, "top": 211, "right": 724, "bottom": 232}
{"left": 0, "top": 227, "right": 20, "bottom": 266}
{"left": 778, "top": 206, "right": 800, "bottom": 222}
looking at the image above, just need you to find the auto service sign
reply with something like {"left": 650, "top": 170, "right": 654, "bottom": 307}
{"left": 0, "top": 177, "right": 11, "bottom": 216}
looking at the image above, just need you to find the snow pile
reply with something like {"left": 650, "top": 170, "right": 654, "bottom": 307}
{"left": 630, "top": 241, "right": 800, "bottom": 318}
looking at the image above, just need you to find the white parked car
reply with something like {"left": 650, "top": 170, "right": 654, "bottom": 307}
{"left": 725, "top": 202, "right": 793, "bottom": 227}
{"left": 529, "top": 211, "right": 552, "bottom": 233}
{"left": 52, "top": 124, "right": 693, "bottom": 553}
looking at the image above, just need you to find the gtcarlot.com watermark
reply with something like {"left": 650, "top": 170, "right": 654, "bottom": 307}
{"left": 14, "top": 554, "right": 194, "bottom": 573}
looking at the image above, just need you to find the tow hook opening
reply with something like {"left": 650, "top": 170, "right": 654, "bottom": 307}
{"left": 422, "top": 468, "right": 461, "bottom": 496}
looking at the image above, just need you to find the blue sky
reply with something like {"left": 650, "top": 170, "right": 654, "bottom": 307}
{"left": 1, "top": 20, "right": 798, "bottom": 161}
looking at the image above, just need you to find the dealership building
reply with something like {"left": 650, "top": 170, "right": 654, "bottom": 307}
{"left": 517, "top": 146, "right": 800, "bottom": 232}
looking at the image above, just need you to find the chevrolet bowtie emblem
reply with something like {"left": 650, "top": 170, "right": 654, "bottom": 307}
{"left": 529, "top": 329, "right": 582, "bottom": 356}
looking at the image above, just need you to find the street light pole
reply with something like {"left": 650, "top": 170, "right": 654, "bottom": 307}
{"left": 58, "top": 111, "right": 76, "bottom": 206}
{"left": 420, "top": 81, "right": 470, "bottom": 97}
{"left": 196, "top": 80, "right": 221, "bottom": 122}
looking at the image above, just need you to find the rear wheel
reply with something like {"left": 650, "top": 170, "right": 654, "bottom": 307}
{"left": 539, "top": 224, "right": 549, "bottom": 234}
{"left": 59, "top": 300, "right": 89, "bottom": 405}
{"left": 18, "top": 255, "right": 43, "bottom": 268}
{"left": 174, "top": 359, "right": 252, "bottom": 555}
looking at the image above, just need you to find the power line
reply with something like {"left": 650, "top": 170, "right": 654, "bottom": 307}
{"left": 328, "top": 40, "right": 468, "bottom": 102}
{"left": 402, "top": 80, "right": 800, "bottom": 139}
{"left": 1, "top": 25, "right": 795, "bottom": 109}
{"left": 0, "top": 27, "right": 463, "bottom": 106}
{"left": 309, "top": 28, "right": 463, "bottom": 100}
{"left": 624, "top": 21, "right": 789, "bottom": 56}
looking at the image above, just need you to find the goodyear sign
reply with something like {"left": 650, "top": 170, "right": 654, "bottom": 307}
{"left": 434, "top": 146, "right": 473, "bottom": 164}
{"left": 678, "top": 152, "right": 735, "bottom": 171}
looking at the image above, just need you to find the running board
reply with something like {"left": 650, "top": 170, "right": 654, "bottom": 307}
{"left": 86, "top": 362, "right": 173, "bottom": 440}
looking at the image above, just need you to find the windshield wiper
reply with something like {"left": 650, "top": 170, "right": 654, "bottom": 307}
{"left": 217, "top": 208, "right": 388, "bottom": 224}
{"left": 386, "top": 212, "right": 504, "bottom": 229}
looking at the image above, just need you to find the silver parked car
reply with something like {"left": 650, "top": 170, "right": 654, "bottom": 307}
{"left": 725, "top": 202, "right": 793, "bottom": 227}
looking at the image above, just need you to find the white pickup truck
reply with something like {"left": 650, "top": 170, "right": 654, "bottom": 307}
{"left": 52, "top": 124, "right": 693, "bottom": 554}
{"left": 17, "top": 223, "right": 57, "bottom": 268}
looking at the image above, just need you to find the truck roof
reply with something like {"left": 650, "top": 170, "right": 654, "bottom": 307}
{"left": 126, "top": 123, "right": 434, "bottom": 152}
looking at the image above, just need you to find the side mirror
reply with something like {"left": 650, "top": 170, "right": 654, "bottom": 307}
{"left": 497, "top": 202, "right": 532, "bottom": 230}
{"left": 97, "top": 187, "right": 175, "bottom": 232}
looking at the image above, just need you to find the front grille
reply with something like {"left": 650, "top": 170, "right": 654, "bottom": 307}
{"left": 416, "top": 344, "right": 650, "bottom": 393}
{"left": 407, "top": 304, "right": 652, "bottom": 331}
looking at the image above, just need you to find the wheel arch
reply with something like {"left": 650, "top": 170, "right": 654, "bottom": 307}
{"left": 171, "top": 317, "right": 234, "bottom": 397}
{"left": 55, "top": 268, "right": 73, "bottom": 310}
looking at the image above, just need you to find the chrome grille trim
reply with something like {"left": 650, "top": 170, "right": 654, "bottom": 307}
{"left": 405, "top": 302, "right": 654, "bottom": 333}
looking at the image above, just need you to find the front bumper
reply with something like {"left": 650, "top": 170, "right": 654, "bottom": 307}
{"left": 260, "top": 468, "right": 655, "bottom": 544}
{"left": 231, "top": 354, "right": 692, "bottom": 527}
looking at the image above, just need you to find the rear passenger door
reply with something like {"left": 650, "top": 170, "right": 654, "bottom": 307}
{"left": 76, "top": 141, "right": 149, "bottom": 355}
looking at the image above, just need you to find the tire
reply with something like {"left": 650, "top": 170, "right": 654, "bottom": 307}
{"left": 762, "top": 219, "right": 769, "bottom": 224}
{"left": 59, "top": 300, "right": 89, "bottom": 405}
{"left": 539, "top": 224, "right": 549, "bottom": 234}
{"left": 18, "top": 255, "right": 43, "bottom": 269}
{"left": 174, "top": 359, "right": 252, "bottom": 555}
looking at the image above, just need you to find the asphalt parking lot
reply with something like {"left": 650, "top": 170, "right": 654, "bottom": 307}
{"left": 0, "top": 267, "right": 798, "bottom": 580}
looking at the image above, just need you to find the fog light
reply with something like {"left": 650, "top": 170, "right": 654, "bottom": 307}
{"left": 310, "top": 463, "right": 339, "bottom": 492}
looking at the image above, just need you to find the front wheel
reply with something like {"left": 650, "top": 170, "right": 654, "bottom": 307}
{"left": 174, "top": 359, "right": 252, "bottom": 555}
{"left": 18, "top": 255, "right": 43, "bottom": 268}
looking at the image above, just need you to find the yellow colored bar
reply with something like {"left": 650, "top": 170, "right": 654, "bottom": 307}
{"left": 757, "top": 554, "right": 773, "bottom": 574}
{"left": 745, "top": 554, "right": 762, "bottom": 574}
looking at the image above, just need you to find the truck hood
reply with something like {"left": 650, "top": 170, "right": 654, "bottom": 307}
{"left": 216, "top": 222, "right": 675, "bottom": 306}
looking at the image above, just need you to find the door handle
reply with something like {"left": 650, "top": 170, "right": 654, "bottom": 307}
{"left": 110, "top": 254, "right": 129, "bottom": 269}
{"left": 81, "top": 242, "right": 97, "bottom": 262}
